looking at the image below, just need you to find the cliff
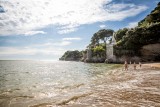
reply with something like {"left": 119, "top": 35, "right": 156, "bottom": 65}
{"left": 138, "top": 2, "right": 160, "bottom": 27}
{"left": 114, "top": 2, "right": 160, "bottom": 62}
{"left": 59, "top": 50, "right": 83, "bottom": 61}
{"left": 140, "top": 43, "right": 160, "bottom": 61}
{"left": 59, "top": 2, "right": 160, "bottom": 62}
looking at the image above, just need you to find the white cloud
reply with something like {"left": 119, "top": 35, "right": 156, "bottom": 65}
{"left": 126, "top": 21, "right": 138, "bottom": 28}
{"left": 0, "top": 46, "right": 66, "bottom": 56}
{"left": 33, "top": 41, "right": 72, "bottom": 47}
{"left": 57, "top": 28, "right": 78, "bottom": 34}
{"left": 54, "top": 41, "right": 72, "bottom": 46}
{"left": 57, "top": 24, "right": 79, "bottom": 34}
{"left": 99, "top": 25, "right": 106, "bottom": 28}
{"left": 24, "top": 31, "right": 47, "bottom": 36}
{"left": 0, "top": 0, "right": 148, "bottom": 35}
{"left": 62, "top": 37, "right": 82, "bottom": 41}
{"left": 0, "top": 40, "right": 72, "bottom": 57}
{"left": 0, "top": 47, "right": 37, "bottom": 55}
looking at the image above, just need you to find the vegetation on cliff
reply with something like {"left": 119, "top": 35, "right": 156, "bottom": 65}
{"left": 138, "top": 2, "right": 160, "bottom": 27}
{"left": 88, "top": 29, "right": 114, "bottom": 61}
{"left": 59, "top": 2, "right": 160, "bottom": 62}
{"left": 59, "top": 29, "right": 114, "bottom": 62}
{"left": 59, "top": 50, "right": 83, "bottom": 61}
{"left": 114, "top": 2, "right": 160, "bottom": 59}
{"left": 89, "top": 29, "right": 114, "bottom": 48}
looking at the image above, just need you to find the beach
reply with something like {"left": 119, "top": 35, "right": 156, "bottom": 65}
{"left": 0, "top": 0, "right": 160, "bottom": 107}
{"left": 58, "top": 63, "right": 160, "bottom": 107}
{"left": 0, "top": 61, "right": 160, "bottom": 107}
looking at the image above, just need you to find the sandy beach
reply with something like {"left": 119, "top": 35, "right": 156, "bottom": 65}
{"left": 0, "top": 62, "right": 160, "bottom": 107}
{"left": 58, "top": 63, "right": 160, "bottom": 107}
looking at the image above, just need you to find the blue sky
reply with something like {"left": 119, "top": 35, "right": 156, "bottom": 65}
{"left": 0, "top": 0, "right": 159, "bottom": 60}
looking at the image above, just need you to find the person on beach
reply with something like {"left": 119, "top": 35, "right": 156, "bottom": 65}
{"left": 129, "top": 61, "right": 131, "bottom": 69}
{"left": 130, "top": 61, "right": 132, "bottom": 64}
{"left": 139, "top": 62, "right": 142, "bottom": 68}
{"left": 134, "top": 62, "right": 136, "bottom": 70}
{"left": 124, "top": 61, "right": 128, "bottom": 71}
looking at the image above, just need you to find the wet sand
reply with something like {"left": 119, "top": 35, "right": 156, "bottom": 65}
{"left": 1, "top": 62, "right": 160, "bottom": 107}
{"left": 60, "top": 63, "right": 160, "bottom": 107}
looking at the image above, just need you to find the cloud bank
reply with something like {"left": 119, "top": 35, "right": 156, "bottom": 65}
{"left": 62, "top": 37, "right": 82, "bottom": 41}
{"left": 24, "top": 31, "right": 47, "bottom": 36}
{"left": 0, "top": 0, "right": 148, "bottom": 35}
{"left": 99, "top": 25, "right": 106, "bottom": 28}
{"left": 126, "top": 21, "right": 138, "bottom": 28}
{"left": 0, "top": 46, "right": 66, "bottom": 56}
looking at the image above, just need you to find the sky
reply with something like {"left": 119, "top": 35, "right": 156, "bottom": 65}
{"left": 0, "top": 0, "right": 159, "bottom": 60}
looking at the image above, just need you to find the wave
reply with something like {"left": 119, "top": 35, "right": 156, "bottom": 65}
{"left": 30, "top": 103, "right": 53, "bottom": 107}
{"left": 60, "top": 83, "right": 85, "bottom": 90}
{"left": 56, "top": 92, "right": 92, "bottom": 105}
{"left": 0, "top": 95, "right": 34, "bottom": 107}
{"left": 29, "top": 92, "right": 92, "bottom": 107}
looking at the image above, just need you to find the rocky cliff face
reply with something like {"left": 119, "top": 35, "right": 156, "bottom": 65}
{"left": 140, "top": 43, "right": 160, "bottom": 61}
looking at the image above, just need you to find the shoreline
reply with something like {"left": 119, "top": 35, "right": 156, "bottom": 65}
{"left": 61, "top": 63, "right": 160, "bottom": 107}
{"left": 143, "top": 63, "right": 160, "bottom": 69}
{"left": 0, "top": 62, "right": 159, "bottom": 107}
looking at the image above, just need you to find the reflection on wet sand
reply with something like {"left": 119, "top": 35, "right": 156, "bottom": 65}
{"left": 60, "top": 64, "right": 160, "bottom": 107}
{"left": 0, "top": 61, "right": 160, "bottom": 107}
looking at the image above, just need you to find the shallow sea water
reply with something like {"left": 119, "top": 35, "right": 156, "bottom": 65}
{"left": 0, "top": 60, "right": 160, "bottom": 107}
{"left": 0, "top": 60, "right": 120, "bottom": 107}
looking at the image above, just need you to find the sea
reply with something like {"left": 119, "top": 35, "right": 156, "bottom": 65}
{"left": 0, "top": 60, "right": 120, "bottom": 107}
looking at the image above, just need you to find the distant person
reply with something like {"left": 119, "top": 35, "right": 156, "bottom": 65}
{"left": 129, "top": 61, "right": 131, "bottom": 69}
{"left": 124, "top": 61, "right": 128, "bottom": 71}
{"left": 130, "top": 61, "right": 132, "bottom": 64}
{"left": 134, "top": 62, "right": 136, "bottom": 70}
{"left": 139, "top": 62, "right": 142, "bottom": 68}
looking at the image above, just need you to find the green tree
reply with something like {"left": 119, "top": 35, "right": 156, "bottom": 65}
{"left": 114, "top": 28, "right": 128, "bottom": 42}
{"left": 90, "top": 29, "right": 114, "bottom": 46}
{"left": 138, "top": 2, "right": 160, "bottom": 27}
{"left": 59, "top": 50, "right": 83, "bottom": 61}
{"left": 93, "top": 44, "right": 106, "bottom": 58}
